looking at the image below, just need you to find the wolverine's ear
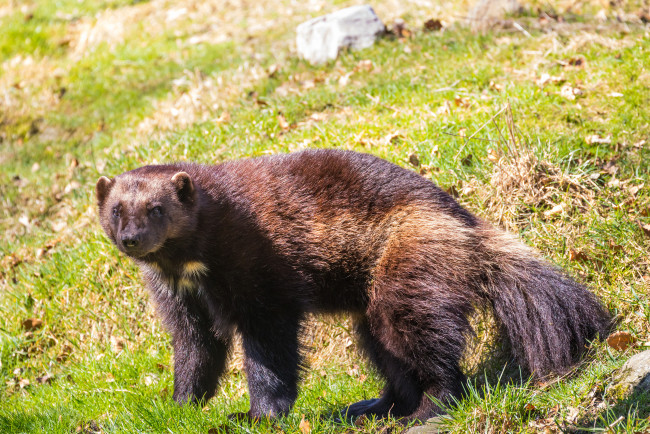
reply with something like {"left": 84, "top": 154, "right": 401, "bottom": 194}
{"left": 171, "top": 171, "right": 195, "bottom": 203}
{"left": 96, "top": 176, "right": 114, "bottom": 206}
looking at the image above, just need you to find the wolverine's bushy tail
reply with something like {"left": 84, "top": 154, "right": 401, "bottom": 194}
{"left": 479, "top": 227, "right": 612, "bottom": 378}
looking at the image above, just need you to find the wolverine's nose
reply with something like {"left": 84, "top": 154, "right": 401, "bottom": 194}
{"left": 121, "top": 235, "right": 140, "bottom": 249}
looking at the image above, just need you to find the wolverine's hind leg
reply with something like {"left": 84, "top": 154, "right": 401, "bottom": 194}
{"left": 343, "top": 318, "right": 422, "bottom": 419}
{"left": 348, "top": 255, "right": 476, "bottom": 421}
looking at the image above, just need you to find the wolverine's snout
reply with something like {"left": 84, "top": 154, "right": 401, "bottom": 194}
{"left": 121, "top": 234, "right": 140, "bottom": 249}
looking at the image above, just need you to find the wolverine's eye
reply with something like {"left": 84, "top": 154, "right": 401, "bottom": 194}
{"left": 149, "top": 206, "right": 163, "bottom": 217}
{"left": 112, "top": 207, "right": 120, "bottom": 218}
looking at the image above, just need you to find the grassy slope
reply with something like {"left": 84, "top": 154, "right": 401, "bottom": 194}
{"left": 0, "top": 0, "right": 649, "bottom": 432}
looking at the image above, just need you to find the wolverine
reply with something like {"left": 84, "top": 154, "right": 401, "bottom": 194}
{"left": 96, "top": 149, "right": 611, "bottom": 422}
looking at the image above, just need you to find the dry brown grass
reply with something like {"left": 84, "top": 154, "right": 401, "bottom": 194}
{"left": 459, "top": 104, "right": 598, "bottom": 232}
{"left": 135, "top": 65, "right": 266, "bottom": 136}
{"left": 0, "top": 56, "right": 64, "bottom": 131}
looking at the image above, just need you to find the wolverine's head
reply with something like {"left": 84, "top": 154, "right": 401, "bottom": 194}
{"left": 96, "top": 166, "right": 197, "bottom": 259}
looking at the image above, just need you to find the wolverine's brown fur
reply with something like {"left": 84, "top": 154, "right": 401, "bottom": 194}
{"left": 96, "top": 149, "right": 611, "bottom": 422}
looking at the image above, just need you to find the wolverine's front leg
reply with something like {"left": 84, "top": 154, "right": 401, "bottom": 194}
{"left": 239, "top": 314, "right": 303, "bottom": 419}
{"left": 172, "top": 326, "right": 231, "bottom": 404}
{"left": 153, "top": 289, "right": 232, "bottom": 404}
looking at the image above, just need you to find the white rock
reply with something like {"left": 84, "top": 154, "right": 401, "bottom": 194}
{"left": 296, "top": 5, "right": 385, "bottom": 65}
{"left": 612, "top": 350, "right": 650, "bottom": 398}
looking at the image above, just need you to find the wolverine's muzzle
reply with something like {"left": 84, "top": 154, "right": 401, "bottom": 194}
{"left": 121, "top": 234, "right": 140, "bottom": 249}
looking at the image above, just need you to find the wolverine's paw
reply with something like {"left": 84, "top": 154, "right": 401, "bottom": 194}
{"left": 334, "top": 398, "right": 380, "bottom": 422}
{"left": 346, "top": 398, "right": 380, "bottom": 416}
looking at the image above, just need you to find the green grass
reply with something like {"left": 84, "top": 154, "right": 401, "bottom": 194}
{"left": 1, "top": 0, "right": 649, "bottom": 432}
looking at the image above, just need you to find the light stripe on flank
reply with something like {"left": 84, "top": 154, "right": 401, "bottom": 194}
{"left": 182, "top": 261, "right": 209, "bottom": 279}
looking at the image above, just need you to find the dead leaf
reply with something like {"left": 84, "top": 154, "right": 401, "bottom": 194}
{"left": 568, "top": 248, "right": 588, "bottom": 262}
{"left": 628, "top": 183, "right": 644, "bottom": 196}
{"left": 338, "top": 72, "right": 352, "bottom": 87}
{"left": 299, "top": 415, "right": 311, "bottom": 434}
{"left": 359, "top": 374, "right": 367, "bottom": 383}
{"left": 461, "top": 186, "right": 475, "bottom": 196}
{"left": 565, "top": 406, "right": 580, "bottom": 423}
{"left": 36, "top": 374, "right": 53, "bottom": 384}
{"left": 19, "top": 216, "right": 31, "bottom": 228}
{"left": 607, "top": 239, "right": 623, "bottom": 252}
{"left": 277, "top": 114, "right": 290, "bottom": 131}
{"left": 409, "top": 153, "right": 420, "bottom": 167}
{"left": 143, "top": 373, "right": 158, "bottom": 386}
{"left": 51, "top": 221, "right": 67, "bottom": 232}
{"left": 638, "top": 222, "right": 650, "bottom": 238}
{"left": 354, "top": 415, "right": 368, "bottom": 427}
{"left": 608, "top": 177, "right": 620, "bottom": 188}
{"left": 75, "top": 420, "right": 101, "bottom": 434}
{"left": 489, "top": 80, "right": 504, "bottom": 92}
{"left": 423, "top": 18, "right": 442, "bottom": 31}
{"left": 537, "top": 73, "right": 565, "bottom": 87}
{"left": 487, "top": 148, "right": 499, "bottom": 162}
{"left": 110, "top": 336, "right": 125, "bottom": 352}
{"left": 22, "top": 318, "right": 43, "bottom": 331}
{"left": 585, "top": 134, "right": 612, "bottom": 145}
{"left": 436, "top": 101, "right": 451, "bottom": 116}
{"left": 566, "top": 56, "right": 586, "bottom": 68}
{"left": 601, "top": 159, "right": 619, "bottom": 175}
{"left": 57, "top": 345, "right": 72, "bottom": 362}
{"left": 391, "top": 18, "right": 410, "bottom": 38}
{"left": 64, "top": 181, "right": 81, "bottom": 194}
{"left": 607, "top": 331, "right": 636, "bottom": 351}
{"left": 19, "top": 378, "right": 30, "bottom": 389}
{"left": 445, "top": 185, "right": 459, "bottom": 198}
{"left": 249, "top": 91, "right": 267, "bottom": 106}
{"left": 560, "top": 84, "right": 582, "bottom": 100}
{"left": 454, "top": 95, "right": 471, "bottom": 108}
{"left": 267, "top": 64, "right": 279, "bottom": 78}
{"left": 215, "top": 111, "right": 230, "bottom": 124}
{"left": 381, "top": 131, "right": 402, "bottom": 146}
{"left": 353, "top": 59, "right": 373, "bottom": 73}
{"left": 544, "top": 203, "right": 565, "bottom": 217}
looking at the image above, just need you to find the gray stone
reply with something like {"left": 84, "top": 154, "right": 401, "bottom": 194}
{"left": 296, "top": 5, "right": 385, "bottom": 65}
{"left": 467, "top": 0, "right": 523, "bottom": 31}
{"left": 404, "top": 415, "right": 451, "bottom": 434}
{"left": 611, "top": 350, "right": 650, "bottom": 399}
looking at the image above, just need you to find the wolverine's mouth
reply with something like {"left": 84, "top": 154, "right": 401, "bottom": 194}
{"left": 119, "top": 241, "right": 165, "bottom": 259}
